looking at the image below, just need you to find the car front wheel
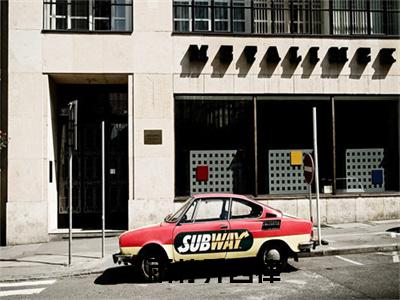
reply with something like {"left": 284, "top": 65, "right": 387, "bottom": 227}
{"left": 138, "top": 251, "right": 166, "bottom": 282}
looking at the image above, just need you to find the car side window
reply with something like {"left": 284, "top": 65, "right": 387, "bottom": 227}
{"left": 230, "top": 199, "right": 262, "bottom": 219}
{"left": 194, "top": 199, "right": 227, "bottom": 222}
{"left": 180, "top": 201, "right": 197, "bottom": 223}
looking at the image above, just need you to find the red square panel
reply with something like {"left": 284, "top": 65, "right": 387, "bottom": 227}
{"left": 196, "top": 165, "right": 209, "bottom": 182}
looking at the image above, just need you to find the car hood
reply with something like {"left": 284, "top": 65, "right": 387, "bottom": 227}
{"left": 119, "top": 221, "right": 172, "bottom": 238}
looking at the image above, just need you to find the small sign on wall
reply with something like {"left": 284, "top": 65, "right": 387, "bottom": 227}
{"left": 144, "top": 130, "right": 162, "bottom": 145}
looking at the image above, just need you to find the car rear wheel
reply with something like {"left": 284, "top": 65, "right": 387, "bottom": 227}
{"left": 259, "top": 243, "right": 288, "bottom": 273}
{"left": 138, "top": 251, "right": 166, "bottom": 282}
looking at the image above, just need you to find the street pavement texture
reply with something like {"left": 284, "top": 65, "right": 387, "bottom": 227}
{"left": 0, "top": 252, "right": 399, "bottom": 299}
{"left": 0, "top": 220, "right": 399, "bottom": 298}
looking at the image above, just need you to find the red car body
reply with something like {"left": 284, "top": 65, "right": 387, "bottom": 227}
{"left": 114, "top": 194, "right": 314, "bottom": 277}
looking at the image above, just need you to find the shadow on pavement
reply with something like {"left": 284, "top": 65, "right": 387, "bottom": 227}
{"left": 94, "top": 260, "right": 298, "bottom": 285}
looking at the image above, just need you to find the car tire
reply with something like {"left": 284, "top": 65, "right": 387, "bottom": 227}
{"left": 137, "top": 250, "right": 166, "bottom": 283}
{"left": 259, "top": 243, "right": 288, "bottom": 273}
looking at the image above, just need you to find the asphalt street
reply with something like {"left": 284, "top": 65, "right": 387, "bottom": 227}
{"left": 1, "top": 251, "right": 398, "bottom": 299}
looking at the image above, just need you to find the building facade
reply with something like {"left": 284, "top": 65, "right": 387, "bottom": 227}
{"left": 1, "top": 0, "right": 399, "bottom": 245}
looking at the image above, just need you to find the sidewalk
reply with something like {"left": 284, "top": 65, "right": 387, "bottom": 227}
{"left": 0, "top": 220, "right": 399, "bottom": 282}
{"left": 302, "top": 220, "right": 400, "bottom": 257}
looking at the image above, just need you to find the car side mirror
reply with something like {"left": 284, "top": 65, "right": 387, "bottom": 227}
{"left": 265, "top": 213, "right": 277, "bottom": 218}
{"left": 180, "top": 215, "right": 187, "bottom": 223}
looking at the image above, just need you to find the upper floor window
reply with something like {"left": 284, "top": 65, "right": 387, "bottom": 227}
{"left": 43, "top": 0, "right": 133, "bottom": 32}
{"left": 173, "top": 0, "right": 399, "bottom": 36}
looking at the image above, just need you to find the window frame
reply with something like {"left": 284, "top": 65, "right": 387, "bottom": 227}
{"left": 43, "top": 0, "right": 133, "bottom": 33}
{"left": 172, "top": 0, "right": 400, "bottom": 37}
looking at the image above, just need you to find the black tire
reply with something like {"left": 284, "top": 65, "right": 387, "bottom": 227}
{"left": 137, "top": 250, "right": 166, "bottom": 283}
{"left": 259, "top": 243, "right": 288, "bottom": 273}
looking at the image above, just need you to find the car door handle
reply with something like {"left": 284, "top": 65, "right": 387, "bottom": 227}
{"left": 220, "top": 225, "right": 228, "bottom": 229}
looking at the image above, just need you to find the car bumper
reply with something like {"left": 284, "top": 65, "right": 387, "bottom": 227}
{"left": 112, "top": 252, "right": 136, "bottom": 265}
{"left": 298, "top": 241, "right": 315, "bottom": 252}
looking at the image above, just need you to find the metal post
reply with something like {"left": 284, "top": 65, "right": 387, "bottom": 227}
{"left": 68, "top": 146, "right": 72, "bottom": 266}
{"left": 331, "top": 96, "right": 337, "bottom": 195}
{"left": 101, "top": 121, "right": 105, "bottom": 258}
{"left": 308, "top": 184, "right": 313, "bottom": 223}
{"left": 313, "top": 107, "right": 322, "bottom": 245}
{"left": 68, "top": 100, "right": 78, "bottom": 266}
{"left": 253, "top": 96, "right": 258, "bottom": 196}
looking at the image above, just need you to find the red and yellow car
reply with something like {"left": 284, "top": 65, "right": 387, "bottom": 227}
{"left": 113, "top": 194, "right": 314, "bottom": 281}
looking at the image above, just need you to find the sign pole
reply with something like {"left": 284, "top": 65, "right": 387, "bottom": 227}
{"left": 68, "top": 100, "right": 78, "bottom": 266}
{"left": 101, "top": 121, "right": 105, "bottom": 258}
{"left": 312, "top": 107, "right": 322, "bottom": 245}
{"left": 68, "top": 143, "right": 72, "bottom": 266}
{"left": 308, "top": 184, "right": 313, "bottom": 223}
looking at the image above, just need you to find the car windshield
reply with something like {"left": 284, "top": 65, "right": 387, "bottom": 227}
{"left": 165, "top": 198, "right": 193, "bottom": 223}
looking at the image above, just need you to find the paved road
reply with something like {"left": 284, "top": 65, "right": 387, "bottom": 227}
{"left": 1, "top": 252, "right": 399, "bottom": 299}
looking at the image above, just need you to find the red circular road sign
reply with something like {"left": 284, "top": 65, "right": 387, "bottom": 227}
{"left": 303, "top": 153, "right": 315, "bottom": 185}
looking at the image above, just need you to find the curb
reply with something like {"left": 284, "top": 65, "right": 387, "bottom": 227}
{"left": 1, "top": 244, "right": 398, "bottom": 283}
{"left": 299, "top": 244, "right": 400, "bottom": 257}
{"left": 0, "top": 269, "right": 107, "bottom": 283}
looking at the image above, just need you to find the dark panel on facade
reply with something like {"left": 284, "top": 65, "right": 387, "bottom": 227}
{"left": 144, "top": 130, "right": 162, "bottom": 145}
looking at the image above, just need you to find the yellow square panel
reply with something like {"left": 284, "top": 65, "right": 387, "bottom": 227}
{"left": 290, "top": 151, "right": 303, "bottom": 166}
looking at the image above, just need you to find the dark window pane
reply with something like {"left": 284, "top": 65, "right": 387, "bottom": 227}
{"left": 71, "top": 19, "right": 89, "bottom": 30}
{"left": 175, "top": 98, "right": 254, "bottom": 196}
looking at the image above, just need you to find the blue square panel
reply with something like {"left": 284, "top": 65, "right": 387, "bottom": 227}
{"left": 371, "top": 169, "right": 383, "bottom": 185}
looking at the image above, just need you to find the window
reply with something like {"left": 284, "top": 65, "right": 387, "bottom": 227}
{"left": 335, "top": 99, "right": 399, "bottom": 193}
{"left": 233, "top": 0, "right": 250, "bottom": 33}
{"left": 175, "top": 97, "right": 255, "bottom": 196}
{"left": 231, "top": 199, "right": 262, "bottom": 219}
{"left": 214, "top": 0, "right": 231, "bottom": 32}
{"left": 194, "top": 198, "right": 228, "bottom": 222}
{"left": 257, "top": 97, "right": 333, "bottom": 195}
{"left": 173, "top": 0, "right": 399, "bottom": 36}
{"left": 175, "top": 95, "right": 399, "bottom": 197}
{"left": 180, "top": 201, "right": 197, "bottom": 223}
{"left": 44, "top": 0, "right": 133, "bottom": 32}
{"left": 194, "top": 0, "right": 212, "bottom": 31}
{"left": 174, "top": 0, "right": 192, "bottom": 31}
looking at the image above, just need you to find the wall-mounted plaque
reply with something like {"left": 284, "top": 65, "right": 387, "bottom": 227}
{"left": 144, "top": 130, "right": 162, "bottom": 145}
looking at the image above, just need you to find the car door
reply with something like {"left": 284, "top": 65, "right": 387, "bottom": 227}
{"left": 173, "top": 197, "right": 230, "bottom": 262}
{"left": 226, "top": 198, "right": 264, "bottom": 259}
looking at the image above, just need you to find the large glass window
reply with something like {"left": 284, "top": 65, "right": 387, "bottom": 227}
{"left": 257, "top": 97, "right": 332, "bottom": 195}
{"left": 335, "top": 98, "right": 399, "bottom": 193}
{"left": 175, "top": 95, "right": 399, "bottom": 197}
{"left": 173, "top": 0, "right": 399, "bottom": 36}
{"left": 175, "top": 97, "right": 255, "bottom": 196}
{"left": 44, "top": 0, "right": 133, "bottom": 32}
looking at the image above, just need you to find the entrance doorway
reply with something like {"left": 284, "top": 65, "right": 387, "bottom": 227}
{"left": 57, "top": 85, "right": 128, "bottom": 229}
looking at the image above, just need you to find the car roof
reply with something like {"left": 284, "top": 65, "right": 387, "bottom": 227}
{"left": 191, "top": 193, "right": 277, "bottom": 212}
{"left": 192, "top": 193, "right": 255, "bottom": 202}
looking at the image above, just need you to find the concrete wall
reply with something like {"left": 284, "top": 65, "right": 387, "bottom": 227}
{"left": 7, "top": 0, "right": 48, "bottom": 244}
{"left": 6, "top": 0, "right": 400, "bottom": 242}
